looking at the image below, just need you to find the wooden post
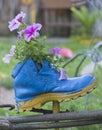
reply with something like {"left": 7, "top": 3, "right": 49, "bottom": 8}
{"left": 53, "top": 101, "right": 60, "bottom": 130}
{"left": 31, "top": 0, "right": 36, "bottom": 23}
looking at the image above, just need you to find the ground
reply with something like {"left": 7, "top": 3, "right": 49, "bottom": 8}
{"left": 0, "top": 86, "right": 15, "bottom": 104}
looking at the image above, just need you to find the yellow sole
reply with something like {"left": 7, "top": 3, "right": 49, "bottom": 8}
{"left": 19, "top": 80, "right": 97, "bottom": 111}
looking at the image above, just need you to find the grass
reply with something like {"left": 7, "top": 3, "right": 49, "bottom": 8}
{"left": 0, "top": 36, "right": 102, "bottom": 129}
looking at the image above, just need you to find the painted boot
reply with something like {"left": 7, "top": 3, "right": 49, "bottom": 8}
{"left": 12, "top": 59, "right": 96, "bottom": 111}
{"left": 12, "top": 58, "right": 96, "bottom": 105}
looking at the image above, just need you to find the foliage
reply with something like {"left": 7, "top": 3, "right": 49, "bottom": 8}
{"left": 71, "top": 6, "right": 98, "bottom": 37}
{"left": 14, "top": 36, "right": 53, "bottom": 64}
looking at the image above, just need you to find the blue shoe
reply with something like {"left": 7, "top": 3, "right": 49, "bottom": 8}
{"left": 12, "top": 58, "right": 96, "bottom": 104}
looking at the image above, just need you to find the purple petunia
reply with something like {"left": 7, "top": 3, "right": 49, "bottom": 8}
{"left": 23, "top": 23, "right": 42, "bottom": 42}
{"left": 8, "top": 11, "right": 26, "bottom": 31}
{"left": 15, "top": 11, "right": 26, "bottom": 22}
{"left": 2, "top": 45, "right": 16, "bottom": 63}
{"left": 48, "top": 47, "right": 62, "bottom": 55}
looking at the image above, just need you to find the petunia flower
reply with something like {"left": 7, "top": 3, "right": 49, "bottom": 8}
{"left": 2, "top": 45, "right": 16, "bottom": 63}
{"left": 8, "top": 19, "right": 21, "bottom": 31}
{"left": 8, "top": 11, "right": 26, "bottom": 31}
{"left": 2, "top": 54, "right": 11, "bottom": 63}
{"left": 24, "top": 23, "right": 42, "bottom": 42}
{"left": 59, "top": 68, "right": 68, "bottom": 80}
{"left": 60, "top": 48, "right": 74, "bottom": 58}
{"left": 15, "top": 11, "right": 26, "bottom": 22}
{"left": 48, "top": 47, "right": 74, "bottom": 59}
{"left": 48, "top": 47, "right": 61, "bottom": 55}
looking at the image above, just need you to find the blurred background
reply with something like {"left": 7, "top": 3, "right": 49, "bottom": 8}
{"left": 0, "top": 0, "right": 87, "bottom": 37}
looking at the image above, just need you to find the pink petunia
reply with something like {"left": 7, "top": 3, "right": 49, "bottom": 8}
{"left": 8, "top": 11, "right": 26, "bottom": 31}
{"left": 24, "top": 23, "right": 42, "bottom": 42}
{"left": 60, "top": 48, "right": 74, "bottom": 58}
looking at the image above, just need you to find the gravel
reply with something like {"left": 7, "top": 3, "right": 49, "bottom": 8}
{"left": 0, "top": 87, "right": 15, "bottom": 104}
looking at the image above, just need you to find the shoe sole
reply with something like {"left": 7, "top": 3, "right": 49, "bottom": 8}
{"left": 19, "top": 80, "right": 97, "bottom": 111}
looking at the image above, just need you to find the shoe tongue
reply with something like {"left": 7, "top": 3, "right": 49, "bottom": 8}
{"left": 39, "top": 61, "right": 59, "bottom": 76}
{"left": 39, "top": 60, "right": 51, "bottom": 73}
